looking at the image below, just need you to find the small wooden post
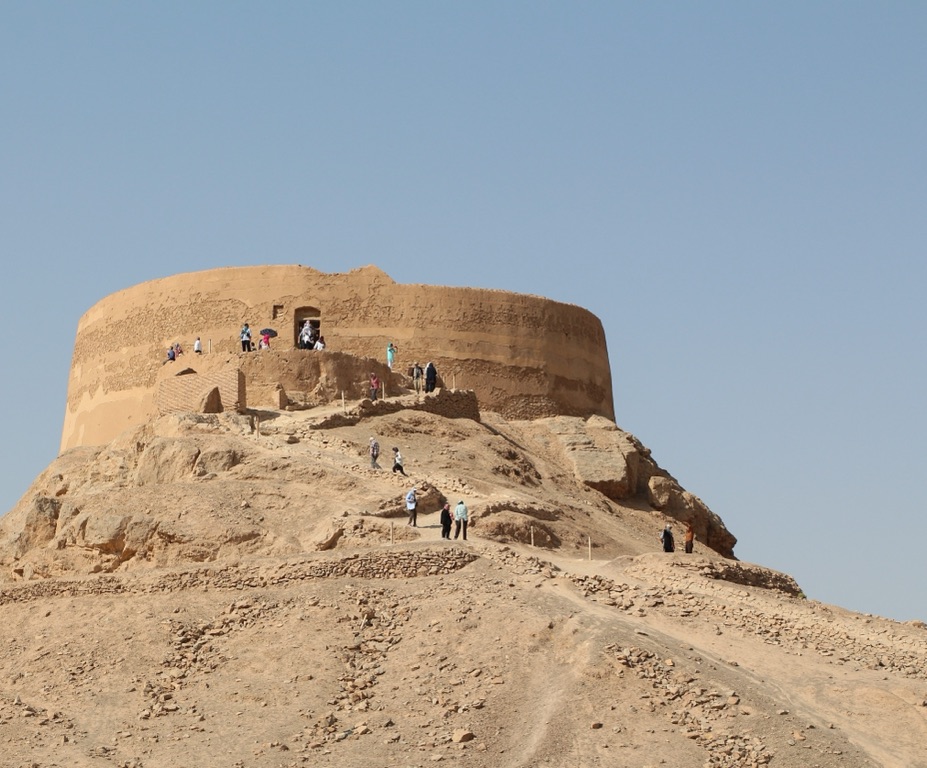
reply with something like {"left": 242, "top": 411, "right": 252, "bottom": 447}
{"left": 255, "top": 414, "right": 260, "bottom": 437}
{"left": 530, "top": 525, "right": 535, "bottom": 547}
{"left": 342, "top": 391, "right": 346, "bottom": 413}
{"left": 587, "top": 536, "right": 592, "bottom": 561}
{"left": 390, "top": 522, "right": 394, "bottom": 545}
{"left": 453, "top": 373, "right": 457, "bottom": 390}
{"left": 208, "top": 338, "right": 212, "bottom": 354}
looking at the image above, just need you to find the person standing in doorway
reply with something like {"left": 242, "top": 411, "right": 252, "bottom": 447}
{"left": 454, "top": 500, "right": 468, "bottom": 541}
{"left": 405, "top": 487, "right": 418, "bottom": 527}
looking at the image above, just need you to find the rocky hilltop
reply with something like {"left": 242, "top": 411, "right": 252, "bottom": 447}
{"left": 1, "top": 390, "right": 925, "bottom": 767}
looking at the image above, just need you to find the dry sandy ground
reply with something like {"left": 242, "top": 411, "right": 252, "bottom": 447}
{"left": 0, "top": 397, "right": 925, "bottom": 768}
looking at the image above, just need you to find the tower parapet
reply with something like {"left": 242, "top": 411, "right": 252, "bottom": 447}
{"left": 61, "top": 265, "right": 613, "bottom": 450}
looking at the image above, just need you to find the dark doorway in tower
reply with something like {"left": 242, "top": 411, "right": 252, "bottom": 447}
{"left": 295, "top": 307, "right": 321, "bottom": 349}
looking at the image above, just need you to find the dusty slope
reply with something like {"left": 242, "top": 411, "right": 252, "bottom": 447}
{"left": 0, "top": 396, "right": 924, "bottom": 768}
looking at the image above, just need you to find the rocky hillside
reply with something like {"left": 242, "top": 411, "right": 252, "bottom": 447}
{"left": 0, "top": 391, "right": 924, "bottom": 768}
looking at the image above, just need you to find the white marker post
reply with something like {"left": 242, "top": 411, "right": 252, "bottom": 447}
{"left": 588, "top": 536, "right": 592, "bottom": 561}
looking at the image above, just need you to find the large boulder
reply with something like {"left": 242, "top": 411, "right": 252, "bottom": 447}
{"left": 540, "top": 415, "right": 737, "bottom": 557}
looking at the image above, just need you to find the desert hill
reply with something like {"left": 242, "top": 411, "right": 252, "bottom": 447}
{"left": 0, "top": 391, "right": 925, "bottom": 767}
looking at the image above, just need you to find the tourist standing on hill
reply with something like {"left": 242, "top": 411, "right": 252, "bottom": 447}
{"left": 387, "top": 342, "right": 398, "bottom": 370}
{"left": 684, "top": 521, "right": 694, "bottom": 554}
{"left": 440, "top": 502, "right": 453, "bottom": 539}
{"left": 240, "top": 323, "right": 252, "bottom": 352}
{"left": 454, "top": 500, "right": 468, "bottom": 541}
{"left": 660, "top": 524, "right": 675, "bottom": 553}
{"left": 369, "top": 437, "right": 380, "bottom": 469}
{"left": 193, "top": 337, "right": 202, "bottom": 354}
{"left": 369, "top": 372, "right": 380, "bottom": 401}
{"left": 259, "top": 331, "right": 271, "bottom": 350}
{"left": 424, "top": 361, "right": 437, "bottom": 393}
{"left": 412, "top": 362, "right": 424, "bottom": 394}
{"left": 405, "top": 487, "right": 418, "bottom": 527}
{"left": 391, "top": 447, "right": 407, "bottom": 476}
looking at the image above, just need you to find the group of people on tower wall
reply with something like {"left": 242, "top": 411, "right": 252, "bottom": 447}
{"left": 298, "top": 320, "right": 325, "bottom": 350}
{"left": 163, "top": 338, "right": 203, "bottom": 363}
{"left": 164, "top": 325, "right": 441, "bottom": 402}
{"left": 237, "top": 322, "right": 324, "bottom": 352}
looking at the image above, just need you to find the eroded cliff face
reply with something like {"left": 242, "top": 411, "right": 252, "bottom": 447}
{"left": 7, "top": 398, "right": 735, "bottom": 578}
{"left": 61, "top": 265, "right": 613, "bottom": 450}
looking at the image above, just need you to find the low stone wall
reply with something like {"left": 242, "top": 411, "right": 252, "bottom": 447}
{"left": 312, "top": 388, "right": 481, "bottom": 429}
{"left": 155, "top": 366, "right": 246, "bottom": 415}
{"left": 3, "top": 547, "right": 479, "bottom": 598}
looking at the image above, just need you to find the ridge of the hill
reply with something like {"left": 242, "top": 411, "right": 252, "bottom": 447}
{"left": 0, "top": 394, "right": 924, "bottom": 768}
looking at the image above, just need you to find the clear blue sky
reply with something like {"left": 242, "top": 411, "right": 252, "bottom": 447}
{"left": 2, "top": 3, "right": 925, "bottom": 621}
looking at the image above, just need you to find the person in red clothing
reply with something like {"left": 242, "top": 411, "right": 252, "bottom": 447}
{"left": 369, "top": 372, "right": 380, "bottom": 401}
{"left": 684, "top": 521, "right": 695, "bottom": 554}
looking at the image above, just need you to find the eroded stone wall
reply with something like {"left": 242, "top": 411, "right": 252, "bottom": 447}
{"left": 62, "top": 265, "right": 613, "bottom": 450}
{"left": 155, "top": 366, "right": 245, "bottom": 416}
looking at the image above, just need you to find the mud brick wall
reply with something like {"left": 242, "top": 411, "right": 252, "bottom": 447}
{"left": 155, "top": 367, "right": 246, "bottom": 416}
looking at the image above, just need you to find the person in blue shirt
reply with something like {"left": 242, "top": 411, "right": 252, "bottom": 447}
{"left": 454, "top": 500, "right": 469, "bottom": 541}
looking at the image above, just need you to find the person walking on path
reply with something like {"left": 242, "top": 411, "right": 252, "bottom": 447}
{"left": 684, "top": 521, "right": 694, "bottom": 554}
{"left": 391, "top": 447, "right": 407, "bottom": 476}
{"left": 369, "top": 437, "right": 380, "bottom": 469}
{"left": 240, "top": 324, "right": 252, "bottom": 352}
{"left": 405, "top": 487, "right": 418, "bottom": 527}
{"left": 386, "top": 342, "right": 397, "bottom": 370}
{"left": 369, "top": 373, "right": 380, "bottom": 401}
{"left": 660, "top": 524, "right": 675, "bottom": 553}
{"left": 439, "top": 503, "right": 453, "bottom": 539}
{"left": 454, "top": 500, "right": 469, "bottom": 541}
{"left": 424, "top": 361, "right": 437, "bottom": 393}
